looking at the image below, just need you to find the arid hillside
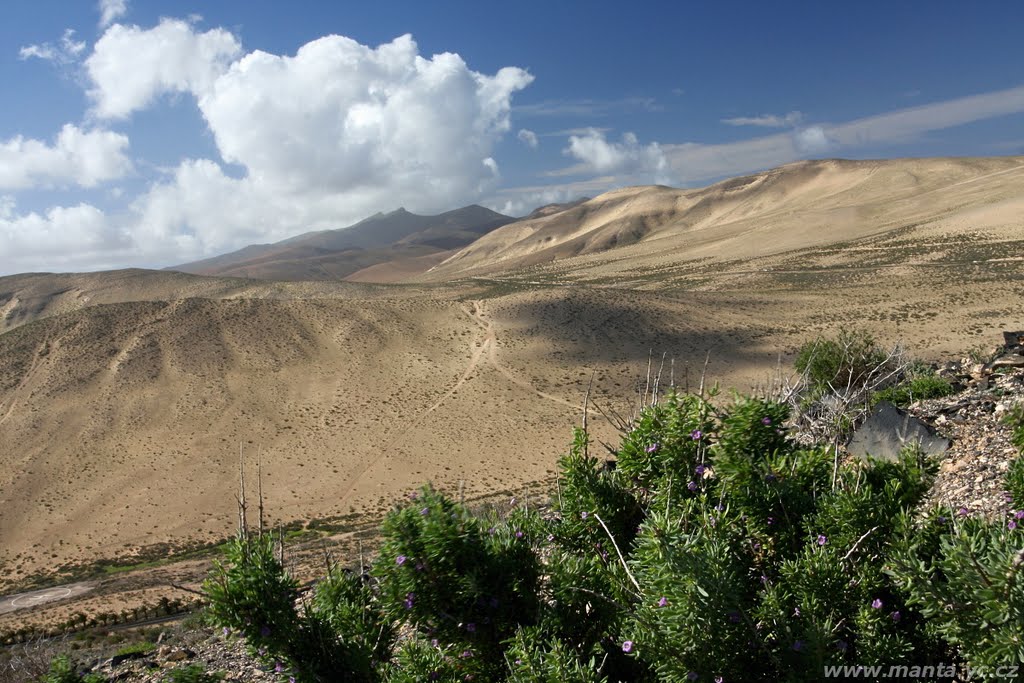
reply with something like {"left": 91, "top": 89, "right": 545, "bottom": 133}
{"left": 1, "top": 156, "right": 1022, "bottom": 590}
{"left": 421, "top": 156, "right": 1024, "bottom": 283}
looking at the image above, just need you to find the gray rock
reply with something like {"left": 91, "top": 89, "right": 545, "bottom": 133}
{"left": 847, "top": 401, "right": 950, "bottom": 461}
{"left": 1003, "top": 330, "right": 1024, "bottom": 350}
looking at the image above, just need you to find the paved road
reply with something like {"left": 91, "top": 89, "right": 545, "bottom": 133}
{"left": 0, "top": 582, "right": 94, "bottom": 615}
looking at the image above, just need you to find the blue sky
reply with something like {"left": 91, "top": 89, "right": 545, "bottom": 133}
{"left": 1, "top": 1, "right": 1023, "bottom": 274}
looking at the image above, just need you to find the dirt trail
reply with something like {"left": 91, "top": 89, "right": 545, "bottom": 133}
{"left": 337, "top": 300, "right": 576, "bottom": 502}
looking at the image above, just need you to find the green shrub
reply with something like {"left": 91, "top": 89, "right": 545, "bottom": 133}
{"left": 199, "top": 378, "right": 1023, "bottom": 679}
{"left": 794, "top": 329, "right": 892, "bottom": 395}
{"left": 39, "top": 657, "right": 105, "bottom": 683}
{"left": 871, "top": 370, "right": 954, "bottom": 408}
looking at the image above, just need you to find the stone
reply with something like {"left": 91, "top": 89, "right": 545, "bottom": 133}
{"left": 847, "top": 401, "right": 951, "bottom": 461}
{"left": 1003, "top": 330, "right": 1024, "bottom": 349}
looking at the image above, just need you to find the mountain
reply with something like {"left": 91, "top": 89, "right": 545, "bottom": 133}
{"left": 3, "top": 156, "right": 1023, "bottom": 591}
{"left": 170, "top": 205, "right": 515, "bottom": 281}
{"left": 421, "top": 156, "right": 1024, "bottom": 282}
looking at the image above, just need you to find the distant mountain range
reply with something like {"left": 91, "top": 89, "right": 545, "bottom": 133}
{"left": 170, "top": 204, "right": 518, "bottom": 282}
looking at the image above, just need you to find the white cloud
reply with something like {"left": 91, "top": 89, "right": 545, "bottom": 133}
{"left": 563, "top": 129, "right": 669, "bottom": 180}
{"left": 98, "top": 0, "right": 129, "bottom": 28}
{"left": 0, "top": 200, "right": 129, "bottom": 273}
{"left": 517, "top": 129, "right": 538, "bottom": 148}
{"left": 722, "top": 111, "right": 803, "bottom": 128}
{"left": 0, "top": 124, "right": 132, "bottom": 190}
{"left": 793, "top": 126, "right": 834, "bottom": 154}
{"left": 19, "top": 29, "right": 86, "bottom": 64}
{"left": 86, "top": 18, "right": 242, "bottom": 119}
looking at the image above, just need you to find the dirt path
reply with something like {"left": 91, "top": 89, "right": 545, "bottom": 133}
{"left": 337, "top": 300, "right": 577, "bottom": 502}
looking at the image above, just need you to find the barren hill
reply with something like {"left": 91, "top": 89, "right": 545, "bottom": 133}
{"left": 421, "top": 156, "right": 1024, "bottom": 282}
{"left": 170, "top": 205, "right": 514, "bottom": 282}
{"left": 1, "top": 156, "right": 1023, "bottom": 590}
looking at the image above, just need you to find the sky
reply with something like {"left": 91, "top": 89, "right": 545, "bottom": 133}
{"left": 1, "top": 1, "right": 1023, "bottom": 275}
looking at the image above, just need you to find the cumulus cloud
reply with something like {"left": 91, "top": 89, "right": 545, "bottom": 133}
{"left": 518, "top": 128, "right": 539, "bottom": 148}
{"left": 86, "top": 18, "right": 242, "bottom": 119}
{"left": 793, "top": 126, "right": 834, "bottom": 154}
{"left": 0, "top": 199, "right": 128, "bottom": 272}
{"left": 563, "top": 129, "right": 669, "bottom": 180}
{"left": 0, "top": 124, "right": 132, "bottom": 190}
{"left": 98, "top": 0, "right": 128, "bottom": 28}
{"left": 19, "top": 29, "right": 86, "bottom": 64}
{"left": 722, "top": 111, "right": 803, "bottom": 128}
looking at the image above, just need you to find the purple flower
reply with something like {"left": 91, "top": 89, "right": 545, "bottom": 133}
{"left": 891, "top": 611, "right": 901, "bottom": 622}
{"left": 937, "top": 516, "right": 947, "bottom": 524}
{"left": 687, "top": 481, "right": 698, "bottom": 492}
{"left": 415, "top": 561, "right": 425, "bottom": 572}
{"left": 871, "top": 598, "right": 883, "bottom": 609}
{"left": 466, "top": 622, "right": 476, "bottom": 632}
{"left": 1009, "top": 520, "right": 1018, "bottom": 530}
{"left": 691, "top": 429, "right": 703, "bottom": 440}
{"left": 715, "top": 503, "right": 725, "bottom": 512}
{"left": 646, "top": 443, "right": 659, "bottom": 453}
{"left": 715, "top": 677, "right": 724, "bottom": 683}
{"left": 658, "top": 596, "right": 668, "bottom": 607}
{"left": 622, "top": 640, "right": 633, "bottom": 653}
{"left": 1016, "top": 510, "right": 1024, "bottom": 519}
{"left": 460, "top": 650, "right": 474, "bottom": 659}
{"left": 515, "top": 530, "right": 524, "bottom": 538}
{"left": 695, "top": 464, "right": 706, "bottom": 476}
{"left": 396, "top": 555, "right": 407, "bottom": 566}
{"left": 581, "top": 511, "right": 589, "bottom": 520}
{"left": 957, "top": 507, "right": 969, "bottom": 517}
{"left": 431, "top": 639, "right": 439, "bottom": 647}
{"left": 792, "top": 640, "right": 804, "bottom": 652}
{"left": 761, "top": 417, "right": 772, "bottom": 425}
{"left": 222, "top": 627, "right": 230, "bottom": 637}
{"left": 404, "top": 592, "right": 415, "bottom": 609}
{"left": 275, "top": 662, "right": 284, "bottom": 673}
{"left": 547, "top": 534, "right": 554, "bottom": 542}
{"left": 817, "top": 534, "right": 827, "bottom": 546}
{"left": 764, "top": 472, "right": 776, "bottom": 482}
{"left": 766, "top": 516, "right": 775, "bottom": 526}
{"left": 420, "top": 507, "right": 429, "bottom": 515}
{"left": 792, "top": 606, "right": 801, "bottom": 617}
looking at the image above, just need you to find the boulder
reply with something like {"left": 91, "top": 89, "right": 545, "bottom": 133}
{"left": 847, "top": 401, "right": 950, "bottom": 461}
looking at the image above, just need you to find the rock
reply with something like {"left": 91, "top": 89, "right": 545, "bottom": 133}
{"left": 847, "top": 401, "right": 951, "bottom": 461}
{"left": 109, "top": 651, "right": 146, "bottom": 667}
{"left": 165, "top": 648, "right": 194, "bottom": 662}
{"left": 1003, "top": 330, "right": 1024, "bottom": 349}
{"left": 990, "top": 354, "right": 1024, "bottom": 370}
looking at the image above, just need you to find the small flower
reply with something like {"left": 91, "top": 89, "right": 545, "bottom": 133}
{"left": 515, "top": 530, "right": 524, "bottom": 538}
{"left": 871, "top": 598, "right": 883, "bottom": 609}
{"left": 792, "top": 640, "right": 804, "bottom": 652}
{"left": 275, "top": 662, "right": 284, "bottom": 673}
{"left": 222, "top": 626, "right": 230, "bottom": 637}
{"left": 695, "top": 464, "right": 706, "bottom": 476}
{"left": 792, "top": 606, "right": 801, "bottom": 617}
{"left": 420, "top": 507, "right": 429, "bottom": 515}
{"left": 766, "top": 516, "right": 775, "bottom": 526}
{"left": 957, "top": 506, "right": 969, "bottom": 517}
{"left": 687, "top": 480, "right": 698, "bottom": 492}
{"left": 622, "top": 640, "right": 633, "bottom": 653}
{"left": 761, "top": 417, "right": 772, "bottom": 425}
{"left": 415, "top": 561, "right": 425, "bottom": 572}
{"left": 396, "top": 555, "right": 407, "bottom": 566}
{"left": 764, "top": 472, "right": 776, "bottom": 482}
{"left": 691, "top": 429, "right": 703, "bottom": 440}
{"left": 937, "top": 516, "right": 947, "bottom": 524}
{"left": 581, "top": 511, "right": 589, "bottom": 519}
{"left": 646, "top": 443, "right": 659, "bottom": 453}
{"left": 431, "top": 639, "right": 439, "bottom": 647}
{"left": 547, "top": 534, "right": 555, "bottom": 542}
{"left": 466, "top": 622, "right": 476, "bottom": 632}
{"left": 1009, "top": 520, "right": 1018, "bottom": 530}
{"left": 891, "top": 610, "right": 901, "bottom": 622}
{"left": 658, "top": 596, "right": 668, "bottom": 607}
{"left": 817, "top": 534, "right": 827, "bottom": 546}
{"left": 404, "top": 592, "right": 415, "bottom": 609}
{"left": 715, "top": 503, "right": 725, "bottom": 512}
{"left": 460, "top": 650, "right": 473, "bottom": 659}
{"left": 715, "top": 677, "right": 724, "bottom": 683}
{"left": 1016, "top": 510, "right": 1024, "bottom": 519}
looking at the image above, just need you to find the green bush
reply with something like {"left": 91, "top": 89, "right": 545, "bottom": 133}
{"left": 164, "top": 665, "right": 224, "bottom": 683}
{"left": 39, "top": 657, "right": 105, "bottom": 683}
{"left": 200, "top": 385, "right": 1023, "bottom": 680}
{"left": 871, "top": 370, "right": 954, "bottom": 408}
{"left": 794, "top": 329, "right": 892, "bottom": 395}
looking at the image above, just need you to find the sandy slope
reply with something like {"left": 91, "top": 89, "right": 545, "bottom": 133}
{"left": 1, "top": 156, "right": 1023, "bottom": 589}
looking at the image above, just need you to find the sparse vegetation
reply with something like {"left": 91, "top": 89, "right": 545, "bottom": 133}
{"left": 197, "top": 384, "right": 1024, "bottom": 681}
